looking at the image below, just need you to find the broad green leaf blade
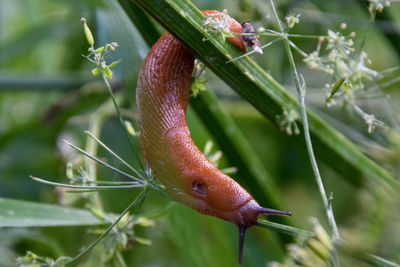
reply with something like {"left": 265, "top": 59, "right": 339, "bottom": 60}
{"left": 131, "top": 0, "right": 399, "bottom": 189}
{"left": 0, "top": 198, "right": 106, "bottom": 227}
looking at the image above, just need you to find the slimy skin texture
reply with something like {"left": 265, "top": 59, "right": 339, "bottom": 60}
{"left": 136, "top": 10, "right": 290, "bottom": 264}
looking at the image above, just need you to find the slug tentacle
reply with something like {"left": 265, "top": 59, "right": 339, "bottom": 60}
{"left": 136, "top": 10, "right": 291, "bottom": 264}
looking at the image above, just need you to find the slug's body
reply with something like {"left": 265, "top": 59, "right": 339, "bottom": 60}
{"left": 137, "top": 10, "right": 290, "bottom": 263}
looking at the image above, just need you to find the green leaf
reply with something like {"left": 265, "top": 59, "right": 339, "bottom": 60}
{"left": 94, "top": 46, "right": 106, "bottom": 53}
{"left": 378, "top": 66, "right": 400, "bottom": 91}
{"left": 91, "top": 66, "right": 101, "bottom": 76}
{"left": 103, "top": 66, "right": 113, "bottom": 78}
{"left": 108, "top": 59, "right": 121, "bottom": 68}
{"left": 0, "top": 198, "right": 106, "bottom": 227}
{"left": 134, "top": 236, "right": 152, "bottom": 246}
{"left": 326, "top": 77, "right": 345, "bottom": 102}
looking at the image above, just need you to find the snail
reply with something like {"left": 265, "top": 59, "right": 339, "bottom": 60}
{"left": 136, "top": 10, "right": 291, "bottom": 264}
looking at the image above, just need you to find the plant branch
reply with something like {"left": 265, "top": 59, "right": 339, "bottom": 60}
{"left": 63, "top": 139, "right": 143, "bottom": 182}
{"left": 269, "top": 0, "right": 340, "bottom": 242}
{"left": 256, "top": 219, "right": 315, "bottom": 237}
{"left": 65, "top": 189, "right": 148, "bottom": 265}
{"left": 30, "top": 176, "right": 144, "bottom": 189}
{"left": 101, "top": 74, "right": 145, "bottom": 172}
{"left": 85, "top": 130, "right": 146, "bottom": 180}
{"left": 129, "top": 0, "right": 400, "bottom": 190}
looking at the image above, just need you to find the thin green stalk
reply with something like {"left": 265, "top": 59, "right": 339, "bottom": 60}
{"left": 64, "top": 139, "right": 143, "bottom": 182}
{"left": 85, "top": 130, "right": 146, "bottom": 180}
{"left": 84, "top": 180, "right": 143, "bottom": 185}
{"left": 65, "top": 189, "right": 148, "bottom": 265}
{"left": 358, "top": 7, "right": 376, "bottom": 57}
{"left": 288, "top": 39, "right": 308, "bottom": 57}
{"left": 284, "top": 33, "right": 327, "bottom": 39}
{"left": 101, "top": 74, "right": 145, "bottom": 172}
{"left": 364, "top": 254, "right": 400, "bottom": 267}
{"left": 227, "top": 38, "right": 281, "bottom": 62}
{"left": 256, "top": 219, "right": 315, "bottom": 237}
{"left": 85, "top": 110, "right": 105, "bottom": 216}
{"left": 270, "top": 0, "right": 340, "bottom": 247}
{"left": 286, "top": 41, "right": 340, "bottom": 241}
{"left": 30, "top": 176, "right": 144, "bottom": 189}
{"left": 116, "top": 251, "right": 128, "bottom": 267}
{"left": 230, "top": 31, "right": 326, "bottom": 39}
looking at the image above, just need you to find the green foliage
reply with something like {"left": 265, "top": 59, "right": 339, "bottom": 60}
{"left": 0, "top": 198, "right": 105, "bottom": 227}
{"left": 1, "top": 0, "right": 400, "bottom": 266}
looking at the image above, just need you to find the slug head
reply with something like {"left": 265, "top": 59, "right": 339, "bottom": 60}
{"left": 241, "top": 21, "right": 262, "bottom": 54}
{"left": 189, "top": 176, "right": 291, "bottom": 264}
{"left": 184, "top": 167, "right": 291, "bottom": 264}
{"left": 236, "top": 200, "right": 291, "bottom": 264}
{"left": 202, "top": 10, "right": 261, "bottom": 54}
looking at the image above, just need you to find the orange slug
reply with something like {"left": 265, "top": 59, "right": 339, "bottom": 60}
{"left": 136, "top": 10, "right": 291, "bottom": 264}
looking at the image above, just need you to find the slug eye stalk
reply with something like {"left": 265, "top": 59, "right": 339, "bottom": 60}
{"left": 241, "top": 21, "right": 263, "bottom": 54}
{"left": 237, "top": 201, "right": 291, "bottom": 264}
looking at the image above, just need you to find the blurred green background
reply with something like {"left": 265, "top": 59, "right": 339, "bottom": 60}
{"left": 1, "top": 0, "right": 400, "bottom": 266}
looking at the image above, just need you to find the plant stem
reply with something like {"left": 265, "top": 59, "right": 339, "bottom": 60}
{"left": 85, "top": 111, "right": 105, "bottom": 215}
{"left": 116, "top": 251, "right": 128, "bottom": 267}
{"left": 85, "top": 130, "right": 146, "bottom": 180}
{"left": 101, "top": 74, "right": 145, "bottom": 173}
{"left": 269, "top": 0, "right": 340, "bottom": 245}
{"left": 256, "top": 219, "right": 315, "bottom": 237}
{"left": 65, "top": 189, "right": 148, "bottom": 265}
{"left": 30, "top": 176, "right": 144, "bottom": 189}
{"left": 64, "top": 139, "right": 143, "bottom": 182}
{"left": 230, "top": 31, "right": 326, "bottom": 39}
